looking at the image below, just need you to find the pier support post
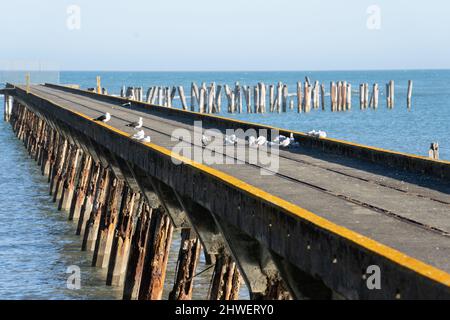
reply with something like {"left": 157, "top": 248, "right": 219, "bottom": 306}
{"left": 209, "top": 251, "right": 241, "bottom": 300}
{"left": 49, "top": 136, "right": 68, "bottom": 197}
{"left": 69, "top": 154, "right": 93, "bottom": 221}
{"left": 138, "top": 210, "right": 174, "bottom": 300}
{"left": 59, "top": 147, "right": 83, "bottom": 211}
{"left": 169, "top": 228, "right": 202, "bottom": 300}
{"left": 82, "top": 166, "right": 112, "bottom": 251}
{"left": 407, "top": 80, "right": 413, "bottom": 108}
{"left": 107, "top": 186, "right": 140, "bottom": 286}
{"left": 92, "top": 176, "right": 125, "bottom": 268}
{"left": 123, "top": 200, "right": 151, "bottom": 299}
{"left": 4, "top": 95, "right": 12, "bottom": 122}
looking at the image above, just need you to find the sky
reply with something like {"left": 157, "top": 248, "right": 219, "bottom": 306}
{"left": 0, "top": 0, "right": 449, "bottom": 71}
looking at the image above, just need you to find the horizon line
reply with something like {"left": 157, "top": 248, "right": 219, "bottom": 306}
{"left": 1, "top": 67, "right": 450, "bottom": 73}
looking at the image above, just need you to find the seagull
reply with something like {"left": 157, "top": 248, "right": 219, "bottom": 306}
{"left": 307, "top": 130, "right": 327, "bottom": 138}
{"left": 142, "top": 136, "right": 151, "bottom": 143}
{"left": 224, "top": 134, "right": 238, "bottom": 145}
{"left": 248, "top": 136, "right": 257, "bottom": 147}
{"left": 256, "top": 136, "right": 267, "bottom": 147}
{"left": 280, "top": 138, "right": 291, "bottom": 148}
{"left": 273, "top": 135, "right": 287, "bottom": 143}
{"left": 125, "top": 117, "right": 143, "bottom": 130}
{"left": 122, "top": 102, "right": 132, "bottom": 107}
{"left": 93, "top": 112, "right": 111, "bottom": 123}
{"left": 132, "top": 130, "right": 145, "bottom": 140}
{"left": 202, "top": 135, "right": 211, "bottom": 146}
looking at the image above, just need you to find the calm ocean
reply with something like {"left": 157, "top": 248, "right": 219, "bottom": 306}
{"left": 0, "top": 70, "right": 448, "bottom": 299}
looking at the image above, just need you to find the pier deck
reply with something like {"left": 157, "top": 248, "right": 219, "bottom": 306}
{"left": 5, "top": 83, "right": 450, "bottom": 299}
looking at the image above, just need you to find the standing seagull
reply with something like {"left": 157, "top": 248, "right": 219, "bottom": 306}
{"left": 93, "top": 112, "right": 111, "bottom": 123}
{"left": 256, "top": 136, "right": 267, "bottom": 147}
{"left": 131, "top": 130, "right": 145, "bottom": 140}
{"left": 202, "top": 135, "right": 211, "bottom": 146}
{"left": 125, "top": 117, "right": 143, "bottom": 130}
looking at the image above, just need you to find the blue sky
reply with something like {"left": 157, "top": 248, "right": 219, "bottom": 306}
{"left": 0, "top": 0, "right": 449, "bottom": 71}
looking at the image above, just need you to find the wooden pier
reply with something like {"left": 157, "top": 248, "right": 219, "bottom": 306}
{"left": 2, "top": 83, "right": 450, "bottom": 300}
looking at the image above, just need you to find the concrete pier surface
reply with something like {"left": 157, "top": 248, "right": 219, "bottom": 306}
{"left": 4, "top": 83, "right": 450, "bottom": 300}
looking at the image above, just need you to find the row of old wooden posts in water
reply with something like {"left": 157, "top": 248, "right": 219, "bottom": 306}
{"left": 7, "top": 101, "right": 295, "bottom": 300}
{"left": 101, "top": 78, "right": 413, "bottom": 113}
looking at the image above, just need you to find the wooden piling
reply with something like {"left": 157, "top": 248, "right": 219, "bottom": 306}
{"left": 208, "top": 84, "right": 215, "bottom": 114}
{"left": 330, "top": 82, "right": 337, "bottom": 112}
{"left": 269, "top": 85, "right": 275, "bottom": 113}
{"left": 59, "top": 147, "right": 82, "bottom": 211}
{"left": 178, "top": 86, "right": 188, "bottom": 110}
{"left": 304, "top": 82, "right": 311, "bottom": 112}
{"left": 82, "top": 167, "right": 112, "bottom": 251}
{"left": 390, "top": 80, "right": 395, "bottom": 108}
{"left": 209, "top": 253, "right": 241, "bottom": 300}
{"left": 215, "top": 85, "right": 223, "bottom": 113}
{"left": 346, "top": 83, "right": 352, "bottom": 110}
{"left": 199, "top": 85, "right": 206, "bottom": 114}
{"left": 123, "top": 200, "right": 150, "bottom": 300}
{"left": 297, "top": 82, "right": 302, "bottom": 113}
{"left": 276, "top": 82, "right": 282, "bottom": 113}
{"left": 224, "top": 85, "right": 233, "bottom": 113}
{"left": 93, "top": 177, "right": 126, "bottom": 268}
{"left": 320, "top": 83, "right": 325, "bottom": 111}
{"left": 342, "top": 82, "right": 348, "bottom": 110}
{"left": 53, "top": 143, "right": 73, "bottom": 204}
{"left": 69, "top": 154, "right": 93, "bottom": 221}
{"left": 359, "top": 84, "right": 365, "bottom": 109}
{"left": 50, "top": 138, "right": 68, "bottom": 197}
{"left": 169, "top": 229, "right": 202, "bottom": 300}
{"left": 234, "top": 83, "right": 242, "bottom": 114}
{"left": 313, "top": 81, "right": 319, "bottom": 109}
{"left": 138, "top": 211, "right": 174, "bottom": 300}
{"left": 282, "top": 85, "right": 288, "bottom": 113}
{"left": 107, "top": 189, "right": 140, "bottom": 286}
{"left": 75, "top": 161, "right": 101, "bottom": 236}
{"left": 191, "top": 83, "right": 199, "bottom": 112}
{"left": 407, "top": 80, "right": 413, "bottom": 108}
{"left": 260, "top": 83, "right": 266, "bottom": 113}
{"left": 364, "top": 83, "right": 369, "bottom": 108}
{"left": 254, "top": 86, "right": 260, "bottom": 113}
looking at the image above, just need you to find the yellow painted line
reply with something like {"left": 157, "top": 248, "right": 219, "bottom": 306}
{"left": 47, "top": 83, "right": 450, "bottom": 165}
{"left": 19, "top": 85, "right": 450, "bottom": 288}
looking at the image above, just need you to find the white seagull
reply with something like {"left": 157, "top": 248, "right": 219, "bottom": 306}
{"left": 307, "top": 130, "right": 327, "bottom": 138}
{"left": 126, "top": 117, "right": 143, "bottom": 130}
{"left": 273, "top": 135, "right": 287, "bottom": 143}
{"left": 280, "top": 138, "right": 291, "bottom": 148}
{"left": 248, "top": 136, "right": 257, "bottom": 147}
{"left": 202, "top": 135, "right": 211, "bottom": 146}
{"left": 93, "top": 112, "right": 111, "bottom": 123}
{"left": 224, "top": 134, "right": 238, "bottom": 145}
{"left": 132, "top": 130, "right": 145, "bottom": 140}
{"left": 256, "top": 136, "right": 267, "bottom": 147}
{"left": 142, "top": 136, "right": 151, "bottom": 143}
